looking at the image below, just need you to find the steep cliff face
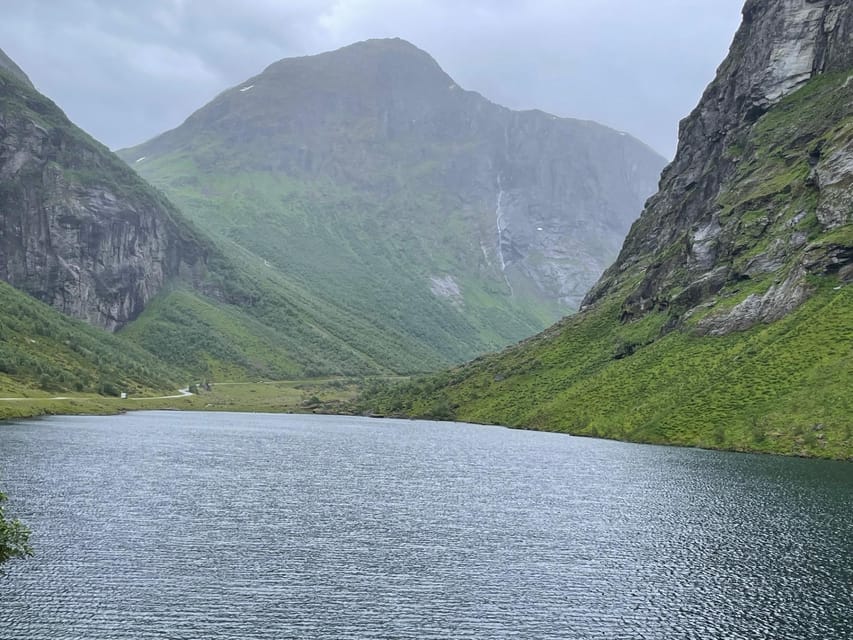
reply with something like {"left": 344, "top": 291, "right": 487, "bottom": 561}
{"left": 0, "top": 57, "right": 209, "bottom": 330}
{"left": 121, "top": 38, "right": 664, "bottom": 329}
{"left": 584, "top": 0, "right": 852, "bottom": 333}
{"left": 363, "top": 1, "right": 853, "bottom": 458}
{"left": 492, "top": 109, "right": 660, "bottom": 306}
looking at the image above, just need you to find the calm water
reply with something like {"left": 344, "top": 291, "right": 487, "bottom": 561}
{"left": 0, "top": 412, "right": 851, "bottom": 639}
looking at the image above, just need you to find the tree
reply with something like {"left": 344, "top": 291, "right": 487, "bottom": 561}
{"left": 0, "top": 491, "right": 32, "bottom": 567}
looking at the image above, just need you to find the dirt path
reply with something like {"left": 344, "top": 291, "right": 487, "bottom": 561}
{"left": 0, "top": 388, "right": 192, "bottom": 402}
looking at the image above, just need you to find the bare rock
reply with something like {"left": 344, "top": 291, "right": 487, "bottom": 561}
{"left": 0, "top": 61, "right": 208, "bottom": 331}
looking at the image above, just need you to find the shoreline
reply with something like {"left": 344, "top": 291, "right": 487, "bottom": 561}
{"left": 2, "top": 389, "right": 850, "bottom": 462}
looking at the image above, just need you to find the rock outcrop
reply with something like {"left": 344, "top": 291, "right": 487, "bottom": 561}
{"left": 0, "top": 53, "right": 209, "bottom": 330}
{"left": 583, "top": 0, "right": 853, "bottom": 334}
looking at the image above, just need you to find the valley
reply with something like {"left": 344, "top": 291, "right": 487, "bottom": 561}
{"left": 0, "top": 1, "right": 850, "bottom": 462}
{"left": 1, "top": 3, "right": 852, "bottom": 636}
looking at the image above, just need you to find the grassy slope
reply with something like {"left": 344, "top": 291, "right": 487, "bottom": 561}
{"left": 0, "top": 378, "right": 365, "bottom": 421}
{"left": 119, "top": 237, "right": 482, "bottom": 379}
{"left": 365, "top": 281, "right": 851, "bottom": 459}
{"left": 127, "top": 162, "right": 556, "bottom": 365}
{"left": 360, "top": 74, "right": 853, "bottom": 460}
{"left": 0, "top": 281, "right": 183, "bottom": 400}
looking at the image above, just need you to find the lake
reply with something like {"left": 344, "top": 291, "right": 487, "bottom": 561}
{"left": 0, "top": 411, "right": 851, "bottom": 638}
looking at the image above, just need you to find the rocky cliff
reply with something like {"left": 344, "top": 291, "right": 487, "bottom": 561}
{"left": 0, "top": 51, "right": 209, "bottom": 331}
{"left": 584, "top": 0, "right": 852, "bottom": 333}
{"left": 362, "top": 0, "right": 853, "bottom": 459}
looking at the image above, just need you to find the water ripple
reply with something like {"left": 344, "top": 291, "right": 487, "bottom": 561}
{"left": 1, "top": 412, "right": 851, "bottom": 639}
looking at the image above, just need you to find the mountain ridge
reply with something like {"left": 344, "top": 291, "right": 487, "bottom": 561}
{"left": 0, "top": 47, "right": 32, "bottom": 90}
{"left": 584, "top": 0, "right": 853, "bottom": 330}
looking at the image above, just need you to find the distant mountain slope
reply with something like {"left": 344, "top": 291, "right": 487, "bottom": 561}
{"left": 119, "top": 38, "right": 665, "bottom": 364}
{"left": 361, "top": 0, "right": 853, "bottom": 459}
{"left": 0, "top": 48, "right": 481, "bottom": 381}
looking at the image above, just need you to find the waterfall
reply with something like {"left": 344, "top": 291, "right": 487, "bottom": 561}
{"left": 494, "top": 175, "right": 514, "bottom": 296}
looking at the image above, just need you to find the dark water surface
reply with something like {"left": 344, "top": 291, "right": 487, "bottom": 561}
{"left": 0, "top": 411, "right": 851, "bottom": 639}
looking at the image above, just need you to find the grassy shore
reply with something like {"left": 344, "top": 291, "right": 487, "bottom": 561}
{"left": 0, "top": 377, "right": 398, "bottom": 422}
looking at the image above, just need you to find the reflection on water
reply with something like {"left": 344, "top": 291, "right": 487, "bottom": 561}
{"left": 1, "top": 411, "right": 851, "bottom": 639}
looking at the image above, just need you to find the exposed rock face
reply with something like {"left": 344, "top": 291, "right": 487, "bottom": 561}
{"left": 123, "top": 38, "right": 665, "bottom": 312}
{"left": 583, "top": 0, "right": 853, "bottom": 334}
{"left": 0, "top": 58, "right": 208, "bottom": 330}
{"left": 492, "top": 110, "right": 661, "bottom": 307}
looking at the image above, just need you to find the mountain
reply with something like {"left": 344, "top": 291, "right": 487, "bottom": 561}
{"left": 0, "top": 48, "right": 211, "bottom": 331}
{"left": 362, "top": 0, "right": 853, "bottom": 459}
{"left": 119, "top": 38, "right": 665, "bottom": 366}
{"left": 0, "top": 48, "right": 482, "bottom": 382}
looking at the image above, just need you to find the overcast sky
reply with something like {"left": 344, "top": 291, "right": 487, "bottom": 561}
{"left": 0, "top": 0, "right": 744, "bottom": 158}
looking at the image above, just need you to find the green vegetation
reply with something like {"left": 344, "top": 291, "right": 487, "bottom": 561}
{"left": 118, "top": 258, "right": 465, "bottom": 379}
{"left": 123, "top": 165, "right": 555, "bottom": 370}
{"left": 0, "top": 491, "right": 31, "bottom": 568}
{"left": 358, "top": 72, "right": 853, "bottom": 460}
{"left": 174, "top": 378, "right": 369, "bottom": 413}
{"left": 0, "top": 281, "right": 182, "bottom": 397}
{"left": 363, "top": 281, "right": 851, "bottom": 459}
{"left": 0, "top": 378, "right": 373, "bottom": 421}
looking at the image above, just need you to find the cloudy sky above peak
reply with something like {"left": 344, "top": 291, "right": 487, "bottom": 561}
{"left": 1, "top": 0, "right": 744, "bottom": 157}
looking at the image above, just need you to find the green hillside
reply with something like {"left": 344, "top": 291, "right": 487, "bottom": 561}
{"left": 124, "top": 169, "right": 558, "bottom": 361}
{"left": 0, "top": 280, "right": 183, "bottom": 400}
{"left": 359, "top": 44, "right": 853, "bottom": 459}
{"left": 363, "top": 280, "right": 851, "bottom": 459}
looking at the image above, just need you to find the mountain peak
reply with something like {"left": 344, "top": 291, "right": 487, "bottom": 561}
{"left": 256, "top": 36, "right": 454, "bottom": 98}
{"left": 334, "top": 37, "right": 429, "bottom": 54}
{"left": 280, "top": 37, "right": 439, "bottom": 65}
{"left": 121, "top": 38, "right": 665, "bottom": 353}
